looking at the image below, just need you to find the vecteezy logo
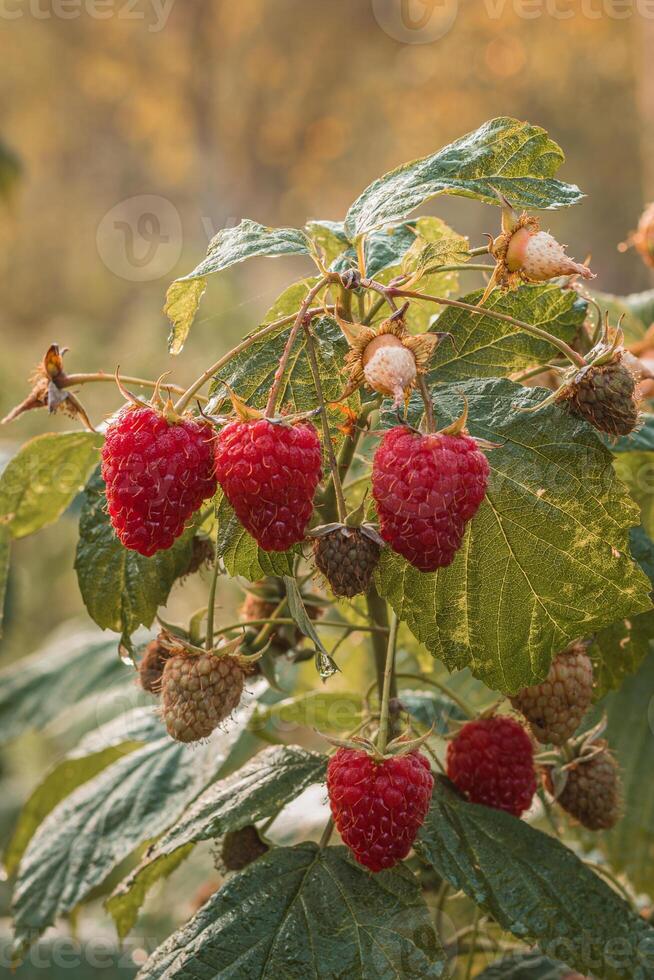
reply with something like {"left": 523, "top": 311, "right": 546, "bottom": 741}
{"left": 371, "top": 0, "right": 458, "bottom": 43}
{"left": 96, "top": 194, "right": 182, "bottom": 282}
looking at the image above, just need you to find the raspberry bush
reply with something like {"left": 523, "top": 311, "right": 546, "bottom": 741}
{"left": 2, "top": 118, "right": 654, "bottom": 978}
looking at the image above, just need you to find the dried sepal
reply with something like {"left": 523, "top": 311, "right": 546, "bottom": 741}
{"left": 2, "top": 343, "right": 94, "bottom": 430}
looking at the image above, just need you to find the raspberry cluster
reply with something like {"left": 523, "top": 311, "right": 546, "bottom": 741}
{"left": 447, "top": 716, "right": 536, "bottom": 817}
{"left": 214, "top": 418, "right": 322, "bottom": 551}
{"left": 101, "top": 406, "right": 216, "bottom": 557}
{"left": 327, "top": 748, "right": 434, "bottom": 872}
{"left": 372, "top": 426, "right": 489, "bottom": 571}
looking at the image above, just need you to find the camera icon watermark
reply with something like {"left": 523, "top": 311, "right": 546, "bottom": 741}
{"left": 96, "top": 194, "right": 182, "bottom": 282}
{"left": 372, "top": 0, "right": 459, "bottom": 44}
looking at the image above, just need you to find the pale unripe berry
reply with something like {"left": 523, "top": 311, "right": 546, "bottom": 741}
{"left": 506, "top": 227, "right": 594, "bottom": 282}
{"left": 362, "top": 336, "right": 417, "bottom": 407}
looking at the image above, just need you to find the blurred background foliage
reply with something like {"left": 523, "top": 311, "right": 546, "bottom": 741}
{"left": 1, "top": 0, "right": 653, "bottom": 972}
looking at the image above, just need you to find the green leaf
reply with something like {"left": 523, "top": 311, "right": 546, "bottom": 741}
{"left": 11, "top": 704, "right": 256, "bottom": 952}
{"left": 136, "top": 844, "right": 444, "bottom": 980}
{"left": 395, "top": 690, "right": 466, "bottom": 733}
{"left": 209, "top": 307, "right": 352, "bottom": 415}
{"left": 416, "top": 778, "right": 654, "bottom": 980}
{"left": 284, "top": 575, "right": 338, "bottom": 679}
{"left": 0, "top": 524, "right": 9, "bottom": 635}
{"left": 375, "top": 379, "right": 652, "bottom": 693}
{"left": 107, "top": 745, "right": 326, "bottom": 937}
{"left": 0, "top": 432, "right": 103, "bottom": 539}
{"left": 593, "top": 651, "right": 654, "bottom": 897}
{"left": 250, "top": 691, "right": 363, "bottom": 734}
{"left": 164, "top": 277, "right": 207, "bottom": 355}
{"left": 428, "top": 284, "right": 587, "bottom": 384}
{"left": 4, "top": 708, "right": 162, "bottom": 878}
{"left": 216, "top": 491, "right": 296, "bottom": 580}
{"left": 401, "top": 228, "right": 469, "bottom": 282}
{"left": 345, "top": 117, "right": 583, "bottom": 238}
{"left": 0, "top": 632, "right": 130, "bottom": 745}
{"left": 304, "top": 219, "right": 349, "bottom": 266}
{"left": 75, "top": 468, "right": 195, "bottom": 635}
{"left": 476, "top": 952, "right": 576, "bottom": 979}
{"left": 166, "top": 221, "right": 310, "bottom": 347}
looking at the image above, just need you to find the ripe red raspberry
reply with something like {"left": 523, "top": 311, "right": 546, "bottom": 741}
{"left": 447, "top": 716, "right": 536, "bottom": 817}
{"left": 372, "top": 426, "right": 489, "bottom": 571}
{"left": 101, "top": 406, "right": 216, "bottom": 557}
{"left": 214, "top": 418, "right": 322, "bottom": 551}
{"left": 326, "top": 748, "right": 434, "bottom": 872}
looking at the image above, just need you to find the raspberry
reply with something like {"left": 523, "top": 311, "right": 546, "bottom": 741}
{"left": 446, "top": 716, "right": 536, "bottom": 817}
{"left": 101, "top": 406, "right": 217, "bottom": 557}
{"left": 546, "top": 740, "right": 622, "bottom": 831}
{"left": 557, "top": 355, "right": 639, "bottom": 437}
{"left": 161, "top": 650, "right": 245, "bottom": 742}
{"left": 216, "top": 826, "right": 269, "bottom": 872}
{"left": 214, "top": 418, "right": 322, "bottom": 551}
{"left": 511, "top": 643, "right": 593, "bottom": 745}
{"left": 326, "top": 748, "right": 434, "bottom": 872}
{"left": 506, "top": 228, "right": 594, "bottom": 282}
{"left": 372, "top": 426, "right": 489, "bottom": 572}
{"left": 312, "top": 526, "right": 381, "bottom": 597}
{"left": 138, "top": 636, "right": 171, "bottom": 694}
{"left": 363, "top": 336, "right": 417, "bottom": 408}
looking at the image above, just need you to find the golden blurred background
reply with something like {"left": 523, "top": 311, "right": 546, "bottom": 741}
{"left": 0, "top": 2, "right": 653, "bottom": 971}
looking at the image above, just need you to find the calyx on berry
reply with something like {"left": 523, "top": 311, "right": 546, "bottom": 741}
{"left": 553, "top": 317, "right": 640, "bottom": 437}
{"left": 482, "top": 195, "right": 594, "bottom": 302}
{"left": 338, "top": 306, "right": 441, "bottom": 408}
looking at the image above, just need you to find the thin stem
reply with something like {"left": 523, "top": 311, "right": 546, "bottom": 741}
{"left": 417, "top": 375, "right": 436, "bottom": 433}
{"left": 174, "top": 303, "right": 336, "bottom": 413}
{"left": 304, "top": 324, "right": 347, "bottom": 523}
{"left": 463, "top": 906, "right": 480, "bottom": 980}
{"left": 319, "top": 816, "right": 334, "bottom": 849}
{"left": 395, "top": 672, "right": 475, "bottom": 718}
{"left": 215, "top": 617, "right": 389, "bottom": 636}
{"left": 391, "top": 288, "right": 586, "bottom": 368}
{"left": 434, "top": 263, "right": 494, "bottom": 273}
{"left": 376, "top": 612, "right": 399, "bottom": 755}
{"left": 265, "top": 276, "right": 332, "bottom": 417}
{"left": 62, "top": 372, "right": 203, "bottom": 401}
{"left": 366, "top": 587, "right": 393, "bottom": 706}
{"left": 468, "top": 244, "right": 491, "bottom": 257}
{"left": 319, "top": 400, "right": 378, "bottom": 519}
{"left": 512, "top": 362, "right": 565, "bottom": 384}
{"left": 204, "top": 557, "right": 221, "bottom": 652}
{"left": 361, "top": 294, "right": 386, "bottom": 326}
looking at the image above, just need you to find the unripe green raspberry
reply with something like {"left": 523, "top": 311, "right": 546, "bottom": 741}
{"left": 161, "top": 651, "right": 245, "bottom": 743}
{"left": 511, "top": 643, "right": 593, "bottom": 745}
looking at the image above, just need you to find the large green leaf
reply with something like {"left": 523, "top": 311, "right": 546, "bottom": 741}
{"left": 476, "top": 953, "right": 577, "bottom": 979}
{"left": 417, "top": 778, "right": 654, "bottom": 980}
{"left": 375, "top": 379, "right": 652, "bottom": 693}
{"left": 136, "top": 844, "right": 444, "bottom": 979}
{"left": 250, "top": 690, "right": 363, "bottom": 734}
{"left": 165, "top": 220, "right": 310, "bottom": 351}
{"left": 0, "top": 632, "right": 130, "bottom": 745}
{"left": 215, "top": 491, "right": 296, "bottom": 579}
{"left": 75, "top": 468, "right": 195, "bottom": 636}
{"left": 10, "top": 699, "right": 259, "bottom": 953}
{"left": 428, "top": 284, "right": 586, "bottom": 384}
{"left": 4, "top": 708, "right": 162, "bottom": 877}
{"left": 107, "top": 745, "right": 326, "bottom": 937}
{"left": 588, "top": 526, "right": 654, "bottom": 697}
{"left": 345, "top": 117, "right": 583, "bottom": 238}
{"left": 0, "top": 432, "right": 103, "bottom": 539}
{"left": 593, "top": 651, "right": 654, "bottom": 897}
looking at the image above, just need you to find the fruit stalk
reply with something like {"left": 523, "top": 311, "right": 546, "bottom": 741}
{"left": 264, "top": 275, "right": 332, "bottom": 417}
{"left": 391, "top": 288, "right": 586, "bottom": 368}
{"left": 376, "top": 611, "right": 399, "bottom": 755}
{"left": 205, "top": 551, "right": 221, "bottom": 651}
